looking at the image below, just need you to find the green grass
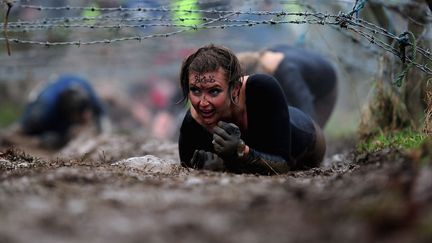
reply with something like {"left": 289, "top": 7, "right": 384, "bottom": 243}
{"left": 357, "top": 129, "right": 427, "bottom": 153}
{"left": 0, "top": 102, "right": 22, "bottom": 128}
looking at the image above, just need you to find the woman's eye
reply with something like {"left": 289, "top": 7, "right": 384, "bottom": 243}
{"left": 209, "top": 89, "right": 222, "bottom": 96}
{"left": 189, "top": 87, "right": 200, "bottom": 94}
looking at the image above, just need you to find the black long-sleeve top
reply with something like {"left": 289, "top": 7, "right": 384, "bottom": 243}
{"left": 178, "top": 74, "right": 315, "bottom": 170}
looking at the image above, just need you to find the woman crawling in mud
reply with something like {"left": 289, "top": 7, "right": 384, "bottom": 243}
{"left": 177, "top": 44, "right": 326, "bottom": 175}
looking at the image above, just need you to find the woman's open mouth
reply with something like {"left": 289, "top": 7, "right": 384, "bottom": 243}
{"left": 200, "top": 109, "right": 215, "bottom": 118}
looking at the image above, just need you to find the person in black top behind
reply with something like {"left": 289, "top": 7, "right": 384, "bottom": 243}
{"left": 237, "top": 45, "right": 337, "bottom": 128}
{"left": 177, "top": 44, "right": 326, "bottom": 175}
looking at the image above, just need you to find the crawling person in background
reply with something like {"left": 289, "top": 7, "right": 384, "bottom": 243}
{"left": 177, "top": 44, "right": 326, "bottom": 175}
{"left": 237, "top": 44, "right": 338, "bottom": 128}
{"left": 8, "top": 74, "right": 110, "bottom": 150}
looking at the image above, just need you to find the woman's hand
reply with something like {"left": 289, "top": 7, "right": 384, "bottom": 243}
{"left": 190, "top": 150, "right": 225, "bottom": 171}
{"left": 212, "top": 121, "right": 244, "bottom": 161}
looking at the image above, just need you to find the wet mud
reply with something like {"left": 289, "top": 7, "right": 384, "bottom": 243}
{"left": 1, "top": 134, "right": 432, "bottom": 243}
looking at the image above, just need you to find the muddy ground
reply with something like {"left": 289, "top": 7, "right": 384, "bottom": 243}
{"left": 1, "top": 1, "right": 431, "bottom": 241}
{"left": 1, "top": 132, "right": 432, "bottom": 243}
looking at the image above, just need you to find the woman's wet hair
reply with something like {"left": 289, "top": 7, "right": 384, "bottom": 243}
{"left": 58, "top": 85, "right": 91, "bottom": 121}
{"left": 179, "top": 44, "right": 243, "bottom": 103}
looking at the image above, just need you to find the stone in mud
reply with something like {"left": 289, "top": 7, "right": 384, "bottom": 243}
{"left": 112, "top": 155, "right": 179, "bottom": 173}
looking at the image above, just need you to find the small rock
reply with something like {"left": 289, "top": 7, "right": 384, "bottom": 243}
{"left": 17, "top": 162, "right": 30, "bottom": 168}
{"left": 112, "top": 155, "right": 177, "bottom": 173}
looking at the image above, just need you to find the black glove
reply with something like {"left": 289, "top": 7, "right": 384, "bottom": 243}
{"left": 212, "top": 121, "right": 244, "bottom": 161}
{"left": 190, "top": 150, "right": 225, "bottom": 171}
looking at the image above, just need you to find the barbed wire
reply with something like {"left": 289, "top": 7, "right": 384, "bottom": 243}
{"left": 1, "top": 14, "right": 338, "bottom": 31}
{"left": 351, "top": 17, "right": 432, "bottom": 63}
{"left": 0, "top": 18, "right": 337, "bottom": 44}
{"left": 0, "top": 14, "right": 332, "bottom": 28}
{"left": 18, "top": 4, "right": 309, "bottom": 16}
{"left": 1, "top": 2, "right": 431, "bottom": 75}
{"left": 0, "top": 10, "right": 239, "bottom": 45}
{"left": 347, "top": 25, "right": 431, "bottom": 74}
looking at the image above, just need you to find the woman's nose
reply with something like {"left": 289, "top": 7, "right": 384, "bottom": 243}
{"left": 199, "top": 95, "right": 210, "bottom": 106}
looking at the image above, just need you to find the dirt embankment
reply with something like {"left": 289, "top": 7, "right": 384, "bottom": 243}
{"left": 1, "top": 134, "right": 432, "bottom": 243}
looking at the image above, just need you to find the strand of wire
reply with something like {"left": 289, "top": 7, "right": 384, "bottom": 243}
{"left": 300, "top": 3, "right": 383, "bottom": 56}
{"left": 10, "top": 0, "right": 432, "bottom": 32}
{"left": 300, "top": 1, "right": 424, "bottom": 58}
{"left": 2, "top": 18, "right": 431, "bottom": 75}
{"left": 17, "top": 4, "right": 344, "bottom": 18}
{"left": 0, "top": 19, "right": 339, "bottom": 43}
{"left": 347, "top": 26, "right": 432, "bottom": 74}
{"left": 1, "top": 12, "right": 337, "bottom": 30}
{"left": 0, "top": 12, "right": 236, "bottom": 45}
{"left": 2, "top": 20, "right": 326, "bottom": 31}
{"left": 2, "top": 14, "right": 430, "bottom": 64}
{"left": 2, "top": 13, "right": 331, "bottom": 27}
{"left": 334, "top": 12, "right": 432, "bottom": 63}
{"left": 4, "top": 10, "right": 332, "bottom": 25}
{"left": 10, "top": 0, "right": 432, "bottom": 18}
{"left": 6, "top": 7, "right": 431, "bottom": 61}
{"left": 1, "top": 9, "right": 427, "bottom": 50}
{"left": 2, "top": 6, "right": 430, "bottom": 74}
{"left": 333, "top": 13, "right": 432, "bottom": 64}
{"left": 350, "top": 17, "right": 432, "bottom": 62}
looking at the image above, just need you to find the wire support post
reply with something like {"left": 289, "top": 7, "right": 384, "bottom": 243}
{"left": 2, "top": 0, "right": 13, "bottom": 55}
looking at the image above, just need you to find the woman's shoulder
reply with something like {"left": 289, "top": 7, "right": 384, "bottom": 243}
{"left": 180, "top": 110, "right": 194, "bottom": 129}
{"left": 246, "top": 73, "right": 284, "bottom": 98}
{"left": 179, "top": 109, "right": 213, "bottom": 150}
{"left": 247, "top": 73, "right": 279, "bottom": 86}
{"left": 180, "top": 109, "right": 205, "bottom": 133}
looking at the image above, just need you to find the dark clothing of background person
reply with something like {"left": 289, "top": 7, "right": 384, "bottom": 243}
{"left": 20, "top": 74, "right": 106, "bottom": 148}
{"left": 179, "top": 74, "right": 325, "bottom": 173}
{"left": 267, "top": 45, "right": 337, "bottom": 127}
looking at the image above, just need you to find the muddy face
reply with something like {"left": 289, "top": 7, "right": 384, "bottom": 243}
{"left": 188, "top": 68, "right": 234, "bottom": 130}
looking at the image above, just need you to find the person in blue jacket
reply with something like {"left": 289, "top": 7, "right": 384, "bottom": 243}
{"left": 18, "top": 74, "right": 109, "bottom": 149}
